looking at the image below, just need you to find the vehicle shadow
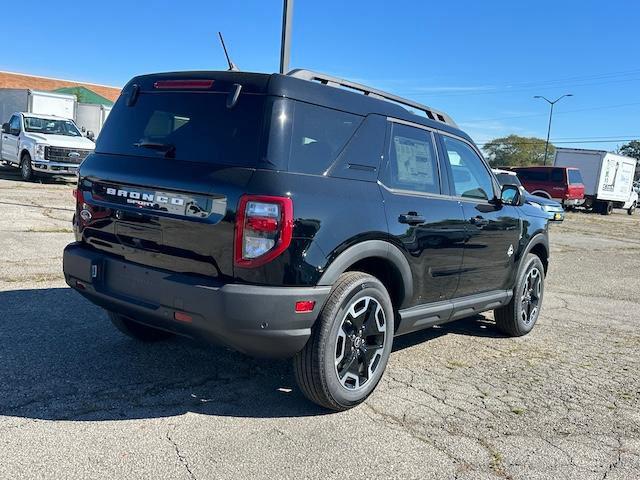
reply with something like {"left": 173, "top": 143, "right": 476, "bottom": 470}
{"left": 0, "top": 287, "right": 504, "bottom": 422}
{"left": 0, "top": 165, "right": 75, "bottom": 184}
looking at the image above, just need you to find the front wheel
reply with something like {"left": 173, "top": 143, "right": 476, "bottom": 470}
{"left": 494, "top": 254, "right": 545, "bottom": 337}
{"left": 293, "top": 272, "right": 394, "bottom": 411}
{"left": 628, "top": 202, "right": 636, "bottom": 215}
{"left": 20, "top": 153, "right": 34, "bottom": 181}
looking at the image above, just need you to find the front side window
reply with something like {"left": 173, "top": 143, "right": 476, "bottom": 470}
{"left": 442, "top": 136, "right": 495, "bottom": 201}
{"left": 9, "top": 115, "right": 20, "bottom": 133}
{"left": 382, "top": 123, "right": 440, "bottom": 194}
{"left": 550, "top": 168, "right": 564, "bottom": 182}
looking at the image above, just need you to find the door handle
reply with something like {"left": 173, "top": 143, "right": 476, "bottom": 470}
{"left": 399, "top": 212, "right": 426, "bottom": 225}
{"left": 470, "top": 216, "right": 489, "bottom": 227}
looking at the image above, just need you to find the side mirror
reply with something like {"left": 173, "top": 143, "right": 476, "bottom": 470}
{"left": 1, "top": 123, "right": 9, "bottom": 134}
{"left": 86, "top": 130, "right": 95, "bottom": 141}
{"left": 500, "top": 184, "right": 523, "bottom": 206}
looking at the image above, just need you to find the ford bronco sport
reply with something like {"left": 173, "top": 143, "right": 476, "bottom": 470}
{"left": 63, "top": 70, "right": 550, "bottom": 411}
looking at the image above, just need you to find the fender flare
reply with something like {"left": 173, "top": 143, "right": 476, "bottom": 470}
{"left": 520, "top": 232, "right": 549, "bottom": 273}
{"left": 318, "top": 240, "right": 413, "bottom": 306}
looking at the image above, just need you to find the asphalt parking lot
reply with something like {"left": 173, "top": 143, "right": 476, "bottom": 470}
{"left": 1, "top": 166, "right": 639, "bottom": 480}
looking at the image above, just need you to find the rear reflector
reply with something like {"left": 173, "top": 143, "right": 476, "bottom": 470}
{"left": 295, "top": 301, "right": 316, "bottom": 313}
{"left": 174, "top": 311, "right": 193, "bottom": 323}
{"left": 153, "top": 80, "right": 214, "bottom": 90}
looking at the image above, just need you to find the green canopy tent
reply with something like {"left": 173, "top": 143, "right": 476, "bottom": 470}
{"left": 52, "top": 86, "right": 114, "bottom": 106}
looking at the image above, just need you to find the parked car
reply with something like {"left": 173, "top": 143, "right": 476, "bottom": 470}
{"left": 493, "top": 169, "right": 564, "bottom": 221}
{"left": 554, "top": 148, "right": 637, "bottom": 215}
{"left": 506, "top": 166, "right": 585, "bottom": 208}
{"left": 63, "top": 69, "right": 550, "bottom": 411}
{"left": 1, "top": 112, "right": 95, "bottom": 180}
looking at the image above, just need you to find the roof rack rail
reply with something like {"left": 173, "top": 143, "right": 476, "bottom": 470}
{"left": 287, "top": 69, "right": 457, "bottom": 127}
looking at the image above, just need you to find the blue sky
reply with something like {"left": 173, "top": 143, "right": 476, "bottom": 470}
{"left": 3, "top": 0, "right": 639, "bottom": 151}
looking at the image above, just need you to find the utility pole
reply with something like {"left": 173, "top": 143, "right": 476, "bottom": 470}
{"left": 534, "top": 94, "right": 573, "bottom": 165}
{"left": 279, "top": 0, "right": 294, "bottom": 74}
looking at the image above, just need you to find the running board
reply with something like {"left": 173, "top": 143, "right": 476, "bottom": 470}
{"left": 395, "top": 290, "right": 513, "bottom": 336}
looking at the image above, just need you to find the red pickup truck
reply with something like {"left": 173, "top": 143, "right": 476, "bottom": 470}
{"left": 507, "top": 166, "right": 585, "bottom": 207}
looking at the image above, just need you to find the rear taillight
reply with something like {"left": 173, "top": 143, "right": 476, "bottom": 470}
{"left": 234, "top": 195, "right": 293, "bottom": 268}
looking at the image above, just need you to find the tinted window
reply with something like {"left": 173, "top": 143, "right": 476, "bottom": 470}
{"left": 443, "top": 136, "right": 494, "bottom": 201}
{"left": 288, "top": 102, "right": 361, "bottom": 175}
{"left": 517, "top": 169, "right": 548, "bottom": 182}
{"left": 9, "top": 115, "right": 20, "bottom": 133}
{"left": 382, "top": 123, "right": 440, "bottom": 194}
{"left": 496, "top": 173, "right": 522, "bottom": 187}
{"left": 568, "top": 169, "right": 583, "bottom": 184}
{"left": 550, "top": 168, "right": 565, "bottom": 182}
{"left": 96, "top": 92, "right": 265, "bottom": 166}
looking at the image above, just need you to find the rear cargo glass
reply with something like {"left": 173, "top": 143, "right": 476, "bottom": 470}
{"left": 568, "top": 169, "right": 583, "bottom": 184}
{"left": 96, "top": 92, "right": 265, "bottom": 166}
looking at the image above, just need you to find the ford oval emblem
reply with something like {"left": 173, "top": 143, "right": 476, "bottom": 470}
{"left": 80, "top": 209, "right": 92, "bottom": 222}
{"left": 68, "top": 152, "right": 81, "bottom": 158}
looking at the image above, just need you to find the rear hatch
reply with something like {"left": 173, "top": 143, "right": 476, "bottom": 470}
{"left": 566, "top": 168, "right": 585, "bottom": 199}
{"left": 75, "top": 72, "right": 272, "bottom": 280}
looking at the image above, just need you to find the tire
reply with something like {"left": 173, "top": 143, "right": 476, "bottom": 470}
{"left": 293, "top": 272, "right": 394, "bottom": 411}
{"left": 628, "top": 202, "right": 636, "bottom": 215}
{"left": 107, "top": 311, "right": 174, "bottom": 342}
{"left": 20, "top": 153, "right": 34, "bottom": 181}
{"left": 494, "top": 253, "right": 545, "bottom": 337}
{"left": 600, "top": 201, "right": 613, "bottom": 215}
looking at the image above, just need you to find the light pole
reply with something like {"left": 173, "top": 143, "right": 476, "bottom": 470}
{"left": 279, "top": 0, "right": 294, "bottom": 74}
{"left": 534, "top": 94, "right": 573, "bottom": 165}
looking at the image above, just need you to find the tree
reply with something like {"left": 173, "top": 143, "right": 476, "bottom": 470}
{"left": 617, "top": 140, "right": 640, "bottom": 180}
{"left": 482, "top": 135, "right": 555, "bottom": 167}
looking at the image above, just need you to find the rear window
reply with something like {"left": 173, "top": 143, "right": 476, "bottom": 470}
{"left": 96, "top": 92, "right": 265, "bottom": 166}
{"left": 568, "top": 169, "right": 583, "bottom": 184}
{"left": 495, "top": 173, "right": 522, "bottom": 187}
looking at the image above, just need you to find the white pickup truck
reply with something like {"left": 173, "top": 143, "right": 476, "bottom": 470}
{"left": 0, "top": 112, "right": 95, "bottom": 181}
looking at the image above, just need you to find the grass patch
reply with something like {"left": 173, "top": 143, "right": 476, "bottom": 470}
{"left": 511, "top": 407, "right": 525, "bottom": 415}
{"left": 26, "top": 227, "right": 73, "bottom": 234}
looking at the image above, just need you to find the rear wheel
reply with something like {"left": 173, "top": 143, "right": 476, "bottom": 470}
{"left": 20, "top": 153, "right": 34, "bottom": 181}
{"left": 293, "top": 272, "right": 394, "bottom": 411}
{"left": 107, "top": 311, "right": 174, "bottom": 342}
{"left": 494, "top": 254, "right": 545, "bottom": 337}
{"left": 598, "top": 201, "right": 613, "bottom": 215}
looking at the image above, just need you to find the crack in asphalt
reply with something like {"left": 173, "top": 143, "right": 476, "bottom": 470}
{"left": 166, "top": 429, "right": 197, "bottom": 480}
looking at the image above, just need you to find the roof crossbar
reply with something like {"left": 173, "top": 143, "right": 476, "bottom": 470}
{"left": 287, "top": 69, "right": 457, "bottom": 127}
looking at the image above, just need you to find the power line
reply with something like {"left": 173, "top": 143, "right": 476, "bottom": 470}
{"left": 460, "top": 100, "right": 640, "bottom": 123}
{"left": 399, "top": 71, "right": 640, "bottom": 99}
{"left": 476, "top": 138, "right": 638, "bottom": 146}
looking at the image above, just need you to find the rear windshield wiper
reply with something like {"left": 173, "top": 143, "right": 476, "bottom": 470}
{"left": 133, "top": 141, "right": 176, "bottom": 158}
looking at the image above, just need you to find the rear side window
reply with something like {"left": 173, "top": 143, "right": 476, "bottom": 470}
{"left": 568, "top": 169, "right": 583, "bottom": 184}
{"left": 96, "top": 92, "right": 265, "bottom": 166}
{"left": 517, "top": 169, "right": 549, "bottom": 182}
{"left": 382, "top": 123, "right": 440, "bottom": 194}
{"left": 288, "top": 102, "right": 361, "bottom": 175}
{"left": 550, "top": 169, "right": 565, "bottom": 182}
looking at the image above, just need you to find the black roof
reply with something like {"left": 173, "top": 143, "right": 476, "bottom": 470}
{"left": 122, "top": 70, "right": 471, "bottom": 143}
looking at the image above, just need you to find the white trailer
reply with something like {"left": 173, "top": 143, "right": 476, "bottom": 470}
{"left": 0, "top": 89, "right": 76, "bottom": 123}
{"left": 554, "top": 148, "right": 637, "bottom": 215}
{"left": 75, "top": 103, "right": 112, "bottom": 139}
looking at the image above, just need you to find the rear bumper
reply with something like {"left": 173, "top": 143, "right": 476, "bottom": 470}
{"left": 560, "top": 198, "right": 584, "bottom": 207}
{"left": 63, "top": 243, "right": 330, "bottom": 358}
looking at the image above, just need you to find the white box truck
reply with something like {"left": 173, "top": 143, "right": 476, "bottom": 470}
{"left": 75, "top": 102, "right": 112, "bottom": 139}
{"left": 554, "top": 148, "right": 638, "bottom": 215}
{"left": 0, "top": 89, "right": 76, "bottom": 123}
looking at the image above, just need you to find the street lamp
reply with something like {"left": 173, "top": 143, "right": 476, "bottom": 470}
{"left": 534, "top": 94, "right": 573, "bottom": 165}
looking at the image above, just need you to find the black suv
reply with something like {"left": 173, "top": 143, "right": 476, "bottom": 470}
{"left": 63, "top": 70, "right": 549, "bottom": 410}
